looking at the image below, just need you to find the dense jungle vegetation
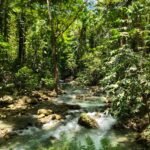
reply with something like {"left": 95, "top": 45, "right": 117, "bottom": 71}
{"left": 0, "top": 0, "right": 150, "bottom": 149}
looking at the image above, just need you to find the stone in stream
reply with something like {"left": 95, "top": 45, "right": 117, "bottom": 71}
{"left": 78, "top": 113, "right": 99, "bottom": 129}
{"left": 51, "top": 114, "right": 62, "bottom": 120}
{"left": 37, "top": 109, "right": 53, "bottom": 116}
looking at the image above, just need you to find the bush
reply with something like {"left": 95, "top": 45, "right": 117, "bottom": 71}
{"left": 15, "top": 66, "right": 39, "bottom": 90}
{"left": 41, "top": 76, "right": 55, "bottom": 90}
{"left": 101, "top": 47, "right": 150, "bottom": 119}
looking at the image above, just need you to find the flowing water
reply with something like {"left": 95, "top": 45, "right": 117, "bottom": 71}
{"left": 0, "top": 84, "right": 141, "bottom": 150}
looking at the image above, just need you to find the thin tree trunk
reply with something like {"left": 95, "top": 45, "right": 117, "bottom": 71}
{"left": 79, "top": 19, "right": 87, "bottom": 57}
{"left": 3, "top": 0, "right": 8, "bottom": 41}
{"left": 52, "top": 35, "right": 59, "bottom": 94}
{"left": 18, "top": 12, "right": 26, "bottom": 66}
{"left": 47, "top": 0, "right": 59, "bottom": 94}
{"left": 76, "top": 19, "right": 87, "bottom": 72}
{"left": 0, "top": 0, "right": 9, "bottom": 41}
{"left": 0, "top": 0, "right": 4, "bottom": 34}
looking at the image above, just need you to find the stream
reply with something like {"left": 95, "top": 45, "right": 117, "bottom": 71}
{"left": 0, "top": 84, "right": 142, "bottom": 150}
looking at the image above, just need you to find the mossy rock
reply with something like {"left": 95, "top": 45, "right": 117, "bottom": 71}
{"left": 78, "top": 113, "right": 99, "bottom": 129}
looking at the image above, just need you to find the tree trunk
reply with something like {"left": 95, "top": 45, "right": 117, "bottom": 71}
{"left": 79, "top": 19, "right": 87, "bottom": 57}
{"left": 47, "top": 0, "right": 59, "bottom": 94}
{"left": 51, "top": 30, "right": 59, "bottom": 94}
{"left": 3, "top": 0, "right": 8, "bottom": 41}
{"left": 89, "top": 33, "right": 95, "bottom": 48}
{"left": 0, "top": 0, "right": 9, "bottom": 41}
{"left": 0, "top": 0, "right": 4, "bottom": 34}
{"left": 76, "top": 19, "right": 87, "bottom": 73}
{"left": 17, "top": 13, "right": 26, "bottom": 66}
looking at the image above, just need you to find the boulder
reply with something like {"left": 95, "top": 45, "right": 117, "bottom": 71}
{"left": 32, "top": 91, "right": 42, "bottom": 98}
{"left": 38, "top": 115, "right": 51, "bottom": 123}
{"left": 0, "top": 95, "right": 13, "bottom": 104}
{"left": 51, "top": 114, "right": 61, "bottom": 120}
{"left": 20, "top": 96, "right": 37, "bottom": 105}
{"left": 78, "top": 113, "right": 99, "bottom": 129}
{"left": 48, "top": 90, "right": 57, "bottom": 97}
{"left": 37, "top": 109, "right": 53, "bottom": 116}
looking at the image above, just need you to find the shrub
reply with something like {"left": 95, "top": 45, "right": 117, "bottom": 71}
{"left": 15, "top": 66, "right": 39, "bottom": 90}
{"left": 41, "top": 77, "right": 55, "bottom": 90}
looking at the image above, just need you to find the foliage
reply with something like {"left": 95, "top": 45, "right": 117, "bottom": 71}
{"left": 15, "top": 66, "right": 39, "bottom": 90}
{"left": 41, "top": 76, "right": 55, "bottom": 90}
{"left": 45, "top": 136, "right": 123, "bottom": 150}
{"left": 0, "top": 0, "right": 149, "bottom": 119}
{"left": 77, "top": 0, "right": 150, "bottom": 119}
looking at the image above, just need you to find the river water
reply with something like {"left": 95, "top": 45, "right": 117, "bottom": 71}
{"left": 0, "top": 84, "right": 141, "bottom": 150}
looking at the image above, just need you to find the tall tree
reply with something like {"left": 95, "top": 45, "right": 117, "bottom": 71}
{"left": 46, "top": 0, "right": 86, "bottom": 94}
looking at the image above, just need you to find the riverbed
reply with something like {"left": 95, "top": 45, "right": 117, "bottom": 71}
{"left": 0, "top": 84, "right": 143, "bottom": 150}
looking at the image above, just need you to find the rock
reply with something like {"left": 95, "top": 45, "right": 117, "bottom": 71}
{"left": 48, "top": 90, "right": 57, "bottom": 97}
{"left": 76, "top": 94, "right": 85, "bottom": 99}
{"left": 37, "top": 114, "right": 45, "bottom": 119}
{"left": 32, "top": 91, "right": 42, "bottom": 98}
{"left": 78, "top": 113, "right": 99, "bottom": 129}
{"left": 0, "top": 128, "right": 12, "bottom": 139}
{"left": 19, "top": 96, "right": 37, "bottom": 105}
{"left": 0, "top": 95, "right": 13, "bottom": 105}
{"left": 62, "top": 103, "right": 81, "bottom": 110}
{"left": 2, "top": 95, "right": 13, "bottom": 101}
{"left": 51, "top": 114, "right": 61, "bottom": 120}
{"left": 39, "top": 115, "right": 51, "bottom": 123}
{"left": 26, "top": 98, "right": 37, "bottom": 105}
{"left": 37, "top": 109, "right": 53, "bottom": 116}
{"left": 17, "top": 96, "right": 29, "bottom": 105}
{"left": 138, "top": 127, "right": 150, "bottom": 146}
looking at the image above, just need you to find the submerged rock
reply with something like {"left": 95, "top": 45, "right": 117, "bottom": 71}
{"left": 78, "top": 113, "right": 99, "bottom": 129}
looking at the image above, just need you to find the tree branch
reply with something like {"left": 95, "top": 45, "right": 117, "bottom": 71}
{"left": 46, "top": 0, "right": 52, "bottom": 22}
{"left": 56, "top": 1, "right": 87, "bottom": 39}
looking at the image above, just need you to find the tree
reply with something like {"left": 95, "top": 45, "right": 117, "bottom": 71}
{"left": 46, "top": 0, "right": 86, "bottom": 94}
